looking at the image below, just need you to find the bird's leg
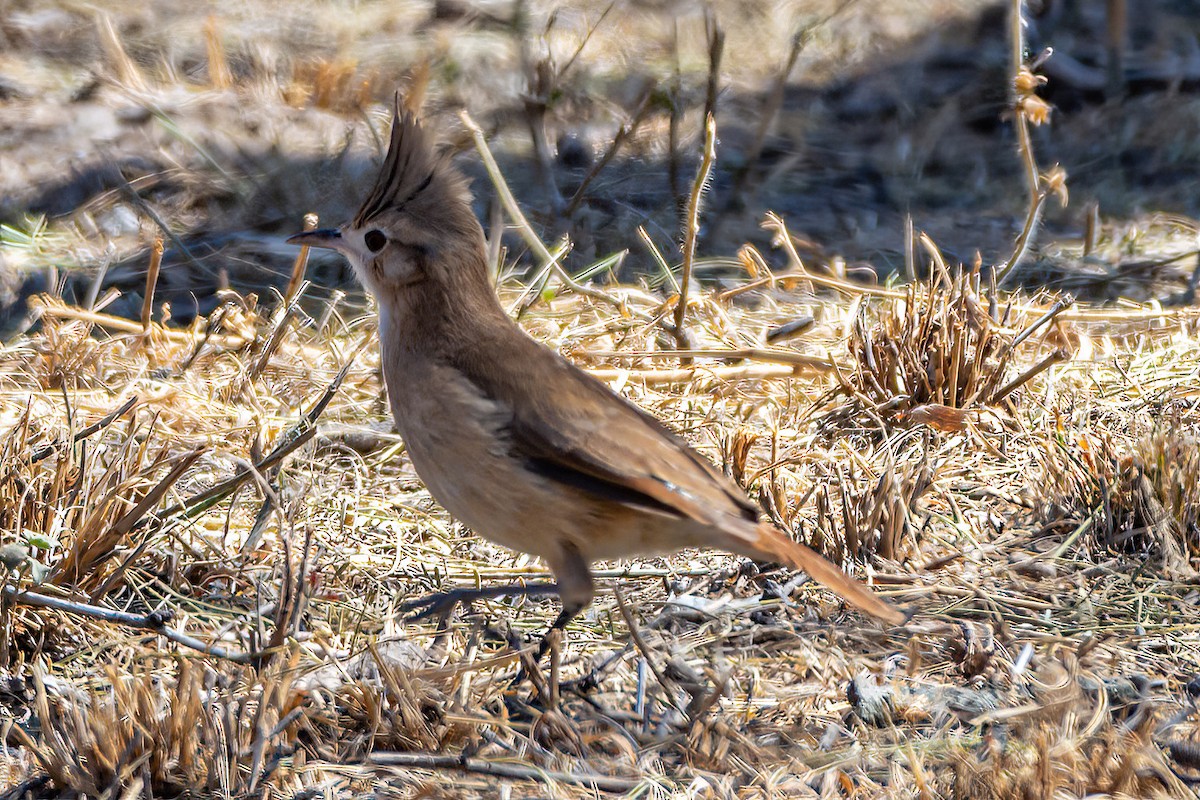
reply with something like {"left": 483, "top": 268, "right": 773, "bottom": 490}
{"left": 515, "top": 544, "right": 595, "bottom": 695}
{"left": 400, "top": 582, "right": 561, "bottom": 625}
{"left": 533, "top": 543, "right": 594, "bottom": 662}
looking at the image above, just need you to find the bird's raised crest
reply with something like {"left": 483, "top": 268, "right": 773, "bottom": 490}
{"left": 353, "top": 101, "right": 440, "bottom": 227}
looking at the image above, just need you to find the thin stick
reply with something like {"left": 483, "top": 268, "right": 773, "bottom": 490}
{"left": 1009, "top": 294, "right": 1074, "bottom": 348}
{"left": 2, "top": 586, "right": 253, "bottom": 663}
{"left": 1010, "top": 0, "right": 1039, "bottom": 201}
{"left": 674, "top": 113, "right": 717, "bottom": 339}
{"left": 561, "top": 89, "right": 653, "bottom": 217}
{"left": 996, "top": 0, "right": 1046, "bottom": 286}
{"left": 555, "top": 1, "right": 617, "bottom": 80}
{"left": 613, "top": 586, "right": 684, "bottom": 714}
{"left": 284, "top": 213, "right": 318, "bottom": 306}
{"left": 989, "top": 348, "right": 1071, "bottom": 403}
{"left": 458, "top": 110, "right": 643, "bottom": 320}
{"left": 29, "top": 395, "right": 139, "bottom": 464}
{"left": 119, "top": 174, "right": 213, "bottom": 280}
{"left": 368, "top": 752, "right": 644, "bottom": 793}
{"left": 35, "top": 298, "right": 248, "bottom": 348}
{"left": 247, "top": 299, "right": 299, "bottom": 382}
{"left": 996, "top": 192, "right": 1048, "bottom": 287}
{"left": 702, "top": 9, "right": 724, "bottom": 129}
{"left": 583, "top": 347, "right": 839, "bottom": 370}
{"left": 585, "top": 363, "right": 804, "bottom": 386}
{"left": 140, "top": 238, "right": 163, "bottom": 333}
{"left": 156, "top": 347, "right": 362, "bottom": 522}
{"left": 904, "top": 215, "right": 916, "bottom": 282}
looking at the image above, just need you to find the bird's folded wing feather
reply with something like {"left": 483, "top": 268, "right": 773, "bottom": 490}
{"left": 461, "top": 344, "right": 758, "bottom": 526}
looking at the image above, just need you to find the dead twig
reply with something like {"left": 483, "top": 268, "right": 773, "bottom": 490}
{"left": 140, "top": 238, "right": 163, "bottom": 334}
{"left": 672, "top": 113, "right": 717, "bottom": 348}
{"left": 156, "top": 346, "right": 362, "bottom": 522}
{"left": 368, "top": 751, "right": 645, "bottom": 793}
{"left": 28, "top": 395, "right": 139, "bottom": 464}
{"left": 284, "top": 213, "right": 318, "bottom": 306}
{"left": 459, "top": 110, "right": 644, "bottom": 320}
{"left": 1, "top": 585, "right": 253, "bottom": 663}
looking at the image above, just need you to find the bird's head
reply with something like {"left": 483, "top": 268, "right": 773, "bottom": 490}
{"left": 288, "top": 103, "right": 482, "bottom": 299}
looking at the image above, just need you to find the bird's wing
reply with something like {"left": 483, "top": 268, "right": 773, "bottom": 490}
{"left": 457, "top": 340, "right": 759, "bottom": 527}
{"left": 451, "top": 334, "right": 909, "bottom": 627}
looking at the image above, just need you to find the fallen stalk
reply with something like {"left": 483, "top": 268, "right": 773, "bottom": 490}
{"left": 34, "top": 298, "right": 249, "bottom": 348}
{"left": 368, "top": 751, "right": 645, "bottom": 793}
{"left": 582, "top": 347, "right": 840, "bottom": 370}
{"left": 585, "top": 363, "right": 807, "bottom": 385}
{"left": 2, "top": 585, "right": 253, "bottom": 664}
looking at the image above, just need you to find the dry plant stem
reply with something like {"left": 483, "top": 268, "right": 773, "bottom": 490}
{"left": 29, "top": 395, "right": 138, "bottom": 463}
{"left": 119, "top": 175, "right": 211, "bottom": 280}
{"left": 989, "top": 347, "right": 1070, "bottom": 403}
{"left": 140, "top": 238, "right": 163, "bottom": 333}
{"left": 562, "top": 89, "right": 653, "bottom": 217}
{"left": 204, "top": 15, "right": 232, "bottom": 89}
{"left": 1, "top": 585, "right": 253, "bottom": 663}
{"left": 673, "top": 114, "right": 717, "bottom": 342}
{"left": 368, "top": 752, "right": 642, "bottom": 793}
{"left": 729, "top": 31, "right": 804, "bottom": 204}
{"left": 613, "top": 586, "right": 685, "bottom": 715}
{"left": 555, "top": 1, "right": 616, "bottom": 80}
{"left": 284, "top": 213, "right": 318, "bottom": 306}
{"left": 458, "top": 110, "right": 640, "bottom": 319}
{"left": 905, "top": 215, "right": 916, "bottom": 282}
{"left": 667, "top": 21, "right": 683, "bottom": 204}
{"left": 1010, "top": 0, "right": 1039, "bottom": 200}
{"left": 96, "top": 14, "right": 147, "bottom": 91}
{"left": 156, "top": 352, "right": 358, "bottom": 521}
{"left": 703, "top": 10, "right": 724, "bottom": 130}
{"left": 583, "top": 347, "right": 840, "bottom": 371}
{"left": 997, "top": 0, "right": 1045, "bottom": 286}
{"left": 36, "top": 298, "right": 248, "bottom": 348}
{"left": 586, "top": 362, "right": 804, "bottom": 385}
{"left": 247, "top": 300, "right": 299, "bottom": 383}
{"left": 1009, "top": 294, "right": 1074, "bottom": 348}
{"left": 86, "top": 451, "right": 206, "bottom": 601}
{"left": 1106, "top": 0, "right": 1127, "bottom": 95}
{"left": 511, "top": 237, "right": 571, "bottom": 317}
{"left": 997, "top": 191, "right": 1049, "bottom": 287}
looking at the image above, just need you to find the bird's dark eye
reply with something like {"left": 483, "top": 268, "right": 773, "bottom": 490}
{"left": 364, "top": 229, "right": 387, "bottom": 252}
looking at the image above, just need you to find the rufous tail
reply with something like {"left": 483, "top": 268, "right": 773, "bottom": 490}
{"left": 748, "top": 523, "right": 908, "bottom": 626}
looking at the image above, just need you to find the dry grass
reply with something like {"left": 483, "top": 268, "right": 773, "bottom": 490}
{"left": 2, "top": 232, "right": 1199, "bottom": 798}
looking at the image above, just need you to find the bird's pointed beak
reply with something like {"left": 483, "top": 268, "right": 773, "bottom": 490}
{"left": 287, "top": 228, "right": 345, "bottom": 251}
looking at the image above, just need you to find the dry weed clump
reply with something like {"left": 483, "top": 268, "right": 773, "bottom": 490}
{"left": 948, "top": 656, "right": 1187, "bottom": 798}
{"left": 0, "top": 392, "right": 201, "bottom": 601}
{"left": 834, "top": 264, "right": 1072, "bottom": 426}
{"left": 806, "top": 444, "right": 937, "bottom": 564}
{"left": 1035, "top": 421, "right": 1200, "bottom": 575}
{"left": 297, "top": 644, "right": 473, "bottom": 759}
{"left": 14, "top": 658, "right": 300, "bottom": 797}
{"left": 284, "top": 58, "right": 381, "bottom": 112}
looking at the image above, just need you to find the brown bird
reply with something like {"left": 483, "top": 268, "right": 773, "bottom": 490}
{"left": 288, "top": 107, "right": 906, "bottom": 649}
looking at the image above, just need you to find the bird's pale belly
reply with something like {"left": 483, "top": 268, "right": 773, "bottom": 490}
{"left": 389, "top": 369, "right": 563, "bottom": 558}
